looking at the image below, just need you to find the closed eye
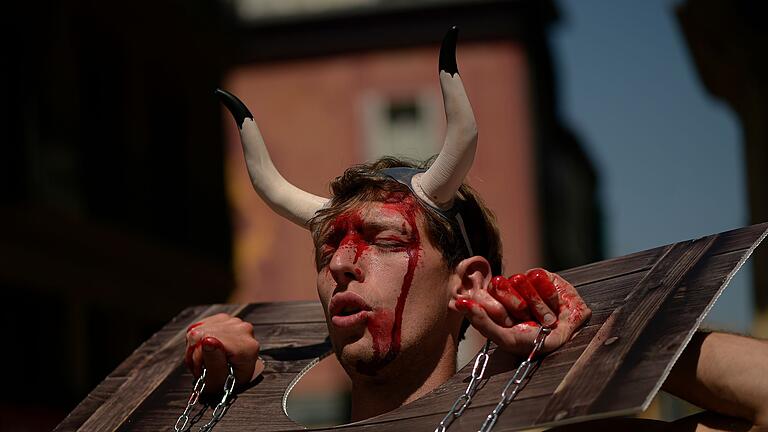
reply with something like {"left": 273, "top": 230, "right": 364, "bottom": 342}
{"left": 374, "top": 234, "right": 411, "bottom": 249}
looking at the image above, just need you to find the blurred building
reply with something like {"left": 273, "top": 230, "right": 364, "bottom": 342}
{"left": 3, "top": 0, "right": 601, "bottom": 429}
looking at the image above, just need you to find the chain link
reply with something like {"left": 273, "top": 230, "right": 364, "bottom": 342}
{"left": 174, "top": 368, "right": 207, "bottom": 431}
{"left": 434, "top": 340, "right": 492, "bottom": 432}
{"left": 198, "top": 364, "right": 236, "bottom": 431}
{"left": 173, "top": 365, "right": 237, "bottom": 432}
{"left": 478, "top": 326, "right": 551, "bottom": 432}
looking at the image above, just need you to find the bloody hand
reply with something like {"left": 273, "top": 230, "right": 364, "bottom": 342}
{"left": 185, "top": 313, "right": 261, "bottom": 393}
{"left": 455, "top": 268, "right": 591, "bottom": 355}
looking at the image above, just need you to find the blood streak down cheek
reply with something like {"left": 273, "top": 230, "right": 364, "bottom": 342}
{"left": 382, "top": 199, "right": 420, "bottom": 354}
{"left": 366, "top": 308, "right": 394, "bottom": 359}
{"left": 355, "top": 196, "right": 423, "bottom": 376}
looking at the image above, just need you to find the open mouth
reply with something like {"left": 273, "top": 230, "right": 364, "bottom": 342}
{"left": 337, "top": 305, "right": 364, "bottom": 316}
{"left": 329, "top": 292, "right": 372, "bottom": 327}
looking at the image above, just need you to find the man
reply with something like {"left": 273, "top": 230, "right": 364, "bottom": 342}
{"left": 186, "top": 29, "right": 768, "bottom": 430}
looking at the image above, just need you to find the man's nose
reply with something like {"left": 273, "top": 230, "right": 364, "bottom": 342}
{"left": 328, "top": 240, "right": 364, "bottom": 285}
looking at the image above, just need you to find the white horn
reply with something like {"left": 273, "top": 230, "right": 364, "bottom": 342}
{"left": 415, "top": 26, "right": 478, "bottom": 209}
{"left": 215, "top": 89, "right": 328, "bottom": 227}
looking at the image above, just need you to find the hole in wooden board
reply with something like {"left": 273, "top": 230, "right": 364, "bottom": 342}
{"left": 284, "top": 354, "right": 352, "bottom": 427}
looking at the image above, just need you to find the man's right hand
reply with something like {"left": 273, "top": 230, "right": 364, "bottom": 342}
{"left": 185, "top": 313, "right": 261, "bottom": 393}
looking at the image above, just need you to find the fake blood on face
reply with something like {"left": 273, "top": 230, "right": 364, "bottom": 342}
{"left": 355, "top": 195, "right": 421, "bottom": 375}
{"left": 330, "top": 211, "right": 369, "bottom": 265}
{"left": 365, "top": 308, "right": 394, "bottom": 361}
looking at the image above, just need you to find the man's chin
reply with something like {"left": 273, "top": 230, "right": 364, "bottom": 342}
{"left": 334, "top": 341, "right": 379, "bottom": 376}
{"left": 335, "top": 339, "right": 370, "bottom": 365}
{"left": 334, "top": 342, "right": 399, "bottom": 379}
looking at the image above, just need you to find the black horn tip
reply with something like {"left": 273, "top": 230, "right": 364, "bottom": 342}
{"left": 439, "top": 26, "right": 459, "bottom": 76}
{"left": 215, "top": 88, "right": 253, "bottom": 129}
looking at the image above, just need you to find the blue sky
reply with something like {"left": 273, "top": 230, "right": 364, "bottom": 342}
{"left": 551, "top": 0, "right": 752, "bottom": 331}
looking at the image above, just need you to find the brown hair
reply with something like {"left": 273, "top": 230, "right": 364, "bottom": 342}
{"left": 309, "top": 156, "right": 503, "bottom": 275}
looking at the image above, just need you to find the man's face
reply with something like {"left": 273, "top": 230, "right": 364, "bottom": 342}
{"left": 315, "top": 194, "right": 454, "bottom": 377}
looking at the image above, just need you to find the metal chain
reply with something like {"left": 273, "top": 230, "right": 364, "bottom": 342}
{"left": 175, "top": 368, "right": 207, "bottom": 431}
{"left": 434, "top": 340, "right": 492, "bottom": 432}
{"left": 176, "top": 330, "right": 546, "bottom": 432}
{"left": 173, "top": 365, "right": 236, "bottom": 432}
{"left": 198, "top": 364, "right": 236, "bottom": 431}
{"left": 478, "top": 326, "right": 551, "bottom": 432}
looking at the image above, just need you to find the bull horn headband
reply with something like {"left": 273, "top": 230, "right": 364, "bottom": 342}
{"left": 216, "top": 26, "right": 477, "bottom": 230}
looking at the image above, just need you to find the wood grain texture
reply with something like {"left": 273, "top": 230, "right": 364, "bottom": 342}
{"left": 56, "top": 223, "right": 768, "bottom": 432}
{"left": 536, "top": 235, "right": 717, "bottom": 423}
{"left": 54, "top": 304, "right": 247, "bottom": 432}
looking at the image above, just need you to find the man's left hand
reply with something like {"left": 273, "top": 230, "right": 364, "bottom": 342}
{"left": 455, "top": 268, "right": 591, "bottom": 355}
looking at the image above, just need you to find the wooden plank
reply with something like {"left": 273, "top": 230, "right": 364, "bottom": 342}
{"left": 245, "top": 301, "right": 326, "bottom": 325}
{"left": 535, "top": 235, "right": 718, "bottom": 423}
{"left": 558, "top": 245, "right": 666, "bottom": 286}
{"left": 378, "top": 248, "right": 758, "bottom": 432}
{"left": 53, "top": 305, "right": 208, "bottom": 431}
{"left": 121, "top": 319, "right": 332, "bottom": 431}
{"left": 53, "top": 377, "right": 128, "bottom": 432}
{"left": 58, "top": 304, "right": 245, "bottom": 432}
{"left": 705, "top": 223, "right": 768, "bottom": 257}
{"left": 589, "top": 247, "right": 760, "bottom": 414}
{"left": 56, "top": 223, "right": 768, "bottom": 432}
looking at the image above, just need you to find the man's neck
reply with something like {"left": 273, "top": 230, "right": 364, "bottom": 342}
{"left": 349, "top": 334, "right": 457, "bottom": 422}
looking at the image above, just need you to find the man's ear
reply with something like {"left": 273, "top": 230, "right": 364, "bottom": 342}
{"left": 447, "top": 256, "right": 492, "bottom": 311}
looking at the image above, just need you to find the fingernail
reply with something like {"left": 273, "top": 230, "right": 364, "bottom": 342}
{"left": 490, "top": 275, "right": 505, "bottom": 292}
{"left": 202, "top": 337, "right": 222, "bottom": 352}
{"left": 187, "top": 322, "right": 204, "bottom": 333}
{"left": 455, "top": 298, "right": 476, "bottom": 311}
{"left": 509, "top": 273, "right": 527, "bottom": 288}
{"left": 543, "top": 313, "right": 556, "bottom": 325}
{"left": 527, "top": 269, "right": 549, "bottom": 284}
